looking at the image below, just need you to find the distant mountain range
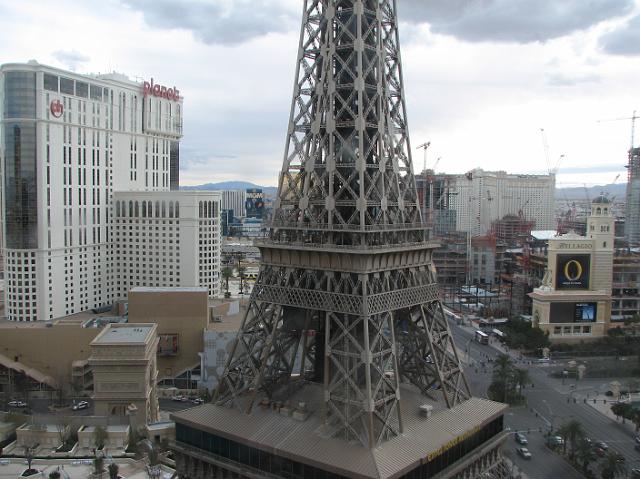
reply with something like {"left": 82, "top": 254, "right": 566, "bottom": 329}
{"left": 556, "top": 183, "right": 627, "bottom": 201}
{"left": 180, "top": 181, "right": 278, "bottom": 197}
{"left": 182, "top": 180, "right": 628, "bottom": 202}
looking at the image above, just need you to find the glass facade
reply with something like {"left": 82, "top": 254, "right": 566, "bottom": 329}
{"left": 170, "top": 141, "right": 179, "bottom": 190}
{"left": 175, "top": 415, "right": 504, "bottom": 479}
{"left": 3, "top": 71, "right": 38, "bottom": 249}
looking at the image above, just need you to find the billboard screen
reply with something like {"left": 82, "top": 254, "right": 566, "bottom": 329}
{"left": 556, "top": 254, "right": 590, "bottom": 290}
{"left": 550, "top": 302, "right": 597, "bottom": 323}
{"left": 158, "top": 334, "right": 179, "bottom": 356}
{"left": 574, "top": 302, "right": 597, "bottom": 322}
{"left": 245, "top": 189, "right": 265, "bottom": 218}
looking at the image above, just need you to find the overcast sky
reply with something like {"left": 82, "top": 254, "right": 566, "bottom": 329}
{"left": 3, "top": 0, "right": 640, "bottom": 187}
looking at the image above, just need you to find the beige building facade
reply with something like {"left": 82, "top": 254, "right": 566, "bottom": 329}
{"left": 531, "top": 196, "right": 614, "bottom": 341}
{"left": 128, "top": 287, "right": 208, "bottom": 385}
{"left": 89, "top": 324, "right": 159, "bottom": 424}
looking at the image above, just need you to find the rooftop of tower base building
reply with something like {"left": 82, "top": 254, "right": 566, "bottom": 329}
{"left": 172, "top": 383, "right": 505, "bottom": 479}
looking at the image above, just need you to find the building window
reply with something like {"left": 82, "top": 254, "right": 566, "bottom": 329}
{"left": 60, "top": 77, "right": 74, "bottom": 95}
{"left": 43, "top": 73, "right": 59, "bottom": 92}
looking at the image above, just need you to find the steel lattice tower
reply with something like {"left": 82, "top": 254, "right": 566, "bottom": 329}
{"left": 215, "top": 0, "right": 470, "bottom": 449}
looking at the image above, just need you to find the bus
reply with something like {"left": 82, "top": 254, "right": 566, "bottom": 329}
{"left": 492, "top": 329, "right": 506, "bottom": 341}
{"left": 475, "top": 330, "right": 489, "bottom": 345}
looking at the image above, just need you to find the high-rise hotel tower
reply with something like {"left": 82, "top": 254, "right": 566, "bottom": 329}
{"left": 0, "top": 61, "right": 183, "bottom": 321}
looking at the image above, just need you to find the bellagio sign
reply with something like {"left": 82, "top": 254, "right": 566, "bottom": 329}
{"left": 143, "top": 78, "right": 181, "bottom": 101}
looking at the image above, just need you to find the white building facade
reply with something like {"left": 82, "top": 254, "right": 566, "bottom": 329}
{"left": 113, "top": 191, "right": 221, "bottom": 299}
{"left": 220, "top": 190, "right": 246, "bottom": 218}
{"left": 1, "top": 61, "right": 183, "bottom": 321}
{"left": 447, "top": 169, "right": 555, "bottom": 236}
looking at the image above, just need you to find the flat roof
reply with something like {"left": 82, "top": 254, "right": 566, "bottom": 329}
{"left": 531, "top": 230, "right": 558, "bottom": 240}
{"left": 172, "top": 384, "right": 505, "bottom": 479}
{"left": 130, "top": 287, "right": 207, "bottom": 294}
{"left": 113, "top": 190, "right": 220, "bottom": 198}
{"left": 92, "top": 325, "right": 153, "bottom": 344}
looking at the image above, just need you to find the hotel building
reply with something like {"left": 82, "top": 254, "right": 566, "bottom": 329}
{"left": 445, "top": 169, "right": 555, "bottom": 235}
{"left": 0, "top": 61, "right": 183, "bottom": 321}
{"left": 113, "top": 191, "right": 221, "bottom": 299}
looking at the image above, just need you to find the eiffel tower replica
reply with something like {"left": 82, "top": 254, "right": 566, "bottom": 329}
{"left": 173, "top": 2, "right": 510, "bottom": 477}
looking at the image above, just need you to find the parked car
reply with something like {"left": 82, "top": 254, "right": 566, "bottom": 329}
{"left": 515, "top": 433, "right": 528, "bottom": 445}
{"left": 516, "top": 447, "right": 532, "bottom": 459}
{"left": 171, "top": 395, "right": 185, "bottom": 402}
{"left": 596, "top": 441, "right": 609, "bottom": 451}
{"left": 8, "top": 400, "right": 27, "bottom": 407}
{"left": 191, "top": 398, "right": 204, "bottom": 405}
{"left": 635, "top": 435, "right": 640, "bottom": 445}
{"left": 72, "top": 401, "right": 89, "bottom": 411}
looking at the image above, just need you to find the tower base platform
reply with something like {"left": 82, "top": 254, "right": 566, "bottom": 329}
{"left": 171, "top": 383, "right": 509, "bottom": 479}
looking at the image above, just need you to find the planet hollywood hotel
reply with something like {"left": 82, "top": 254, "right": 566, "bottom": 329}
{"left": 0, "top": 61, "right": 183, "bottom": 321}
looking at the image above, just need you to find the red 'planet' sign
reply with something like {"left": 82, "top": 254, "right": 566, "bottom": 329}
{"left": 50, "top": 99, "right": 63, "bottom": 118}
{"left": 143, "top": 78, "right": 181, "bottom": 101}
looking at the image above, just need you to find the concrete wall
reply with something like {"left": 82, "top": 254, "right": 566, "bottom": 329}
{"left": 78, "top": 425, "right": 129, "bottom": 449}
{"left": 128, "top": 289, "right": 208, "bottom": 380}
{"left": 0, "top": 323, "right": 100, "bottom": 387}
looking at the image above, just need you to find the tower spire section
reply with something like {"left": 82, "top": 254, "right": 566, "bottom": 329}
{"left": 215, "top": 0, "right": 470, "bottom": 449}
{"left": 273, "top": 0, "right": 422, "bottom": 248}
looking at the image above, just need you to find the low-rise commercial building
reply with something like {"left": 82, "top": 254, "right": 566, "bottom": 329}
{"left": 89, "top": 324, "right": 159, "bottom": 425}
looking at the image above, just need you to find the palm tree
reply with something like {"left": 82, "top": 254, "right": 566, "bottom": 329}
{"left": 611, "top": 402, "right": 633, "bottom": 424}
{"left": 561, "top": 419, "right": 585, "bottom": 461}
{"left": 221, "top": 267, "right": 233, "bottom": 295}
{"left": 93, "top": 456, "right": 105, "bottom": 478}
{"left": 108, "top": 463, "right": 119, "bottom": 479}
{"left": 575, "top": 438, "right": 596, "bottom": 473}
{"left": 632, "top": 409, "right": 640, "bottom": 433}
{"left": 237, "top": 266, "right": 246, "bottom": 295}
{"left": 138, "top": 439, "right": 162, "bottom": 479}
{"left": 600, "top": 451, "right": 626, "bottom": 479}
{"left": 23, "top": 444, "right": 36, "bottom": 473}
{"left": 492, "top": 354, "right": 513, "bottom": 402}
{"left": 514, "top": 368, "right": 530, "bottom": 392}
{"left": 556, "top": 422, "right": 571, "bottom": 456}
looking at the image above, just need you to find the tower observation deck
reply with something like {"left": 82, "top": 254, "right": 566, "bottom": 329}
{"left": 172, "top": 2, "right": 510, "bottom": 478}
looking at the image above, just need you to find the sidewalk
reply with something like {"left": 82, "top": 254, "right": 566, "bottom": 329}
{"left": 583, "top": 394, "right": 640, "bottom": 435}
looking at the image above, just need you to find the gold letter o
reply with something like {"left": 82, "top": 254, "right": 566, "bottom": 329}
{"left": 564, "top": 260, "right": 583, "bottom": 281}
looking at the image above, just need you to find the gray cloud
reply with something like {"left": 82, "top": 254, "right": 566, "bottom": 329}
{"left": 399, "top": 0, "right": 634, "bottom": 43}
{"left": 599, "top": 14, "right": 640, "bottom": 56}
{"left": 546, "top": 72, "right": 601, "bottom": 87}
{"left": 557, "top": 164, "right": 626, "bottom": 174}
{"left": 52, "top": 49, "right": 89, "bottom": 71}
{"left": 120, "top": 0, "right": 298, "bottom": 46}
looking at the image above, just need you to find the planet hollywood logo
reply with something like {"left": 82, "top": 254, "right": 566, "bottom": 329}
{"left": 142, "top": 78, "right": 181, "bottom": 101}
{"left": 50, "top": 99, "right": 63, "bottom": 118}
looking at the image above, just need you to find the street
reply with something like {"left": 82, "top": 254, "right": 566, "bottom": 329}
{"left": 448, "top": 319, "right": 640, "bottom": 479}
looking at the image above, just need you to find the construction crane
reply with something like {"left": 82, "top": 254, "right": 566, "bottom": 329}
{"left": 597, "top": 110, "right": 640, "bottom": 150}
{"left": 416, "top": 142, "right": 431, "bottom": 174}
{"left": 551, "top": 154, "right": 565, "bottom": 175}
{"left": 432, "top": 156, "right": 441, "bottom": 172}
{"left": 540, "top": 128, "right": 551, "bottom": 174}
{"left": 540, "top": 129, "right": 565, "bottom": 175}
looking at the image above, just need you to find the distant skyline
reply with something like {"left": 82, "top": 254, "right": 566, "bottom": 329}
{"left": 4, "top": 0, "right": 640, "bottom": 187}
